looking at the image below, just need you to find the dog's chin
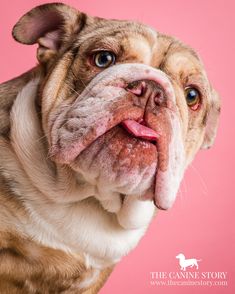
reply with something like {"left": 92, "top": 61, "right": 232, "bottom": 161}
{"left": 70, "top": 126, "right": 158, "bottom": 201}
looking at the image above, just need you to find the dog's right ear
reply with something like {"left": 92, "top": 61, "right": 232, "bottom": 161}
{"left": 12, "top": 3, "right": 88, "bottom": 63}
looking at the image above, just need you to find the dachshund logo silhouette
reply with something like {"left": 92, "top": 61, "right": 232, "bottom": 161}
{"left": 176, "top": 253, "right": 201, "bottom": 271}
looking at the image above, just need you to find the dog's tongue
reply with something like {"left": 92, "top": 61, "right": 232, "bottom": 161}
{"left": 121, "top": 119, "right": 159, "bottom": 140}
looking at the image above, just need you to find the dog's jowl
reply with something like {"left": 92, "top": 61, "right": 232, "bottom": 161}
{"left": 0, "top": 3, "right": 220, "bottom": 293}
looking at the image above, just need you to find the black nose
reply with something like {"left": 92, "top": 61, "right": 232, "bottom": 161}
{"left": 126, "top": 80, "right": 166, "bottom": 107}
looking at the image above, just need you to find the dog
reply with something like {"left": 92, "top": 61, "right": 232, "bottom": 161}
{"left": 176, "top": 253, "right": 201, "bottom": 271}
{"left": 0, "top": 2, "right": 220, "bottom": 293}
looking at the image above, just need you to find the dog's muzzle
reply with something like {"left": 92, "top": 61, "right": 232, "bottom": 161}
{"left": 49, "top": 64, "right": 185, "bottom": 210}
{"left": 121, "top": 80, "right": 165, "bottom": 141}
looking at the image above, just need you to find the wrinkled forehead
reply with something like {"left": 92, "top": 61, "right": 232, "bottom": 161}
{"left": 78, "top": 18, "right": 158, "bottom": 45}
{"left": 76, "top": 18, "right": 203, "bottom": 72}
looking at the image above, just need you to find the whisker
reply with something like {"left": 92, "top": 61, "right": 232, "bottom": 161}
{"left": 65, "top": 81, "right": 80, "bottom": 96}
{"left": 188, "top": 163, "right": 208, "bottom": 195}
{"left": 35, "top": 133, "right": 48, "bottom": 143}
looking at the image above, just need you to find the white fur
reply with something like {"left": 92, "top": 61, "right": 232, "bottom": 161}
{"left": 77, "top": 269, "right": 100, "bottom": 290}
{"left": 11, "top": 79, "right": 96, "bottom": 204}
{"left": 9, "top": 80, "right": 153, "bottom": 268}
{"left": 117, "top": 196, "right": 155, "bottom": 229}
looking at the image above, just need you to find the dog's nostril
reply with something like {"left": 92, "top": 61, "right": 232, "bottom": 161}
{"left": 126, "top": 80, "right": 166, "bottom": 106}
{"left": 126, "top": 81, "right": 146, "bottom": 96}
{"left": 154, "top": 88, "right": 165, "bottom": 106}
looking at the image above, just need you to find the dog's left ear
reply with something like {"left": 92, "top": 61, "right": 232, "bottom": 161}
{"left": 201, "top": 89, "right": 221, "bottom": 149}
{"left": 12, "top": 3, "right": 88, "bottom": 63}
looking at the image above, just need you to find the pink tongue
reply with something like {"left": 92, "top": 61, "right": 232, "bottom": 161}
{"left": 121, "top": 119, "right": 159, "bottom": 140}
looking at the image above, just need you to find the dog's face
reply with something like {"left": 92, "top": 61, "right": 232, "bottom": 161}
{"left": 13, "top": 3, "right": 220, "bottom": 212}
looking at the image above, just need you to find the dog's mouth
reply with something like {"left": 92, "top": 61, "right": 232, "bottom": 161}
{"left": 49, "top": 64, "right": 184, "bottom": 210}
{"left": 72, "top": 120, "right": 159, "bottom": 206}
{"left": 121, "top": 119, "right": 159, "bottom": 142}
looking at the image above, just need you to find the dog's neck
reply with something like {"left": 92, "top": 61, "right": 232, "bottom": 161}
{"left": 0, "top": 73, "right": 150, "bottom": 269}
{"left": 0, "top": 67, "right": 41, "bottom": 137}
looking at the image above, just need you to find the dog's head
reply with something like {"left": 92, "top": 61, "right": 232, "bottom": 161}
{"left": 13, "top": 3, "right": 220, "bottom": 211}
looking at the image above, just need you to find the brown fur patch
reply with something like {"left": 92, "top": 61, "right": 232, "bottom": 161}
{"left": 0, "top": 230, "right": 113, "bottom": 293}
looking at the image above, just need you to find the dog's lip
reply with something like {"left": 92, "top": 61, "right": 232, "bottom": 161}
{"left": 121, "top": 119, "right": 160, "bottom": 141}
{"left": 54, "top": 120, "right": 170, "bottom": 210}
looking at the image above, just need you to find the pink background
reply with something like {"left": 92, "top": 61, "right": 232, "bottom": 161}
{"left": 1, "top": 1, "right": 234, "bottom": 293}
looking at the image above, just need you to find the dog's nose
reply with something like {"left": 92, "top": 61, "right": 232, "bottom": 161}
{"left": 126, "top": 80, "right": 166, "bottom": 108}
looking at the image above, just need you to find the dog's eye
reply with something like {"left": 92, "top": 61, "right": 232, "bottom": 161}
{"left": 185, "top": 87, "right": 201, "bottom": 110}
{"left": 93, "top": 51, "right": 116, "bottom": 68}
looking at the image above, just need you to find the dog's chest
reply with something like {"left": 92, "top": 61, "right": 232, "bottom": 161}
{"left": 0, "top": 230, "right": 113, "bottom": 293}
{"left": 23, "top": 198, "right": 147, "bottom": 265}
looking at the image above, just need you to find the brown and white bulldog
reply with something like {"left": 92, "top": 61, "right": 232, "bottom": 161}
{"left": 0, "top": 3, "right": 220, "bottom": 293}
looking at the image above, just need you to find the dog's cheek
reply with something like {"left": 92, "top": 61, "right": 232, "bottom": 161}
{"left": 174, "top": 89, "right": 200, "bottom": 168}
{"left": 71, "top": 55, "right": 100, "bottom": 88}
{"left": 184, "top": 107, "right": 208, "bottom": 167}
{"left": 201, "top": 89, "right": 221, "bottom": 149}
{"left": 40, "top": 52, "right": 78, "bottom": 136}
{"left": 40, "top": 54, "right": 100, "bottom": 140}
{"left": 185, "top": 129, "right": 205, "bottom": 167}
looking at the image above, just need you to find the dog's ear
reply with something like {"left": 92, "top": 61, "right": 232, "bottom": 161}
{"left": 12, "top": 3, "right": 88, "bottom": 63}
{"left": 201, "top": 88, "right": 221, "bottom": 149}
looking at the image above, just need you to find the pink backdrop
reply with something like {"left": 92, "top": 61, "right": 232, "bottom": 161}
{"left": 1, "top": 1, "right": 234, "bottom": 293}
